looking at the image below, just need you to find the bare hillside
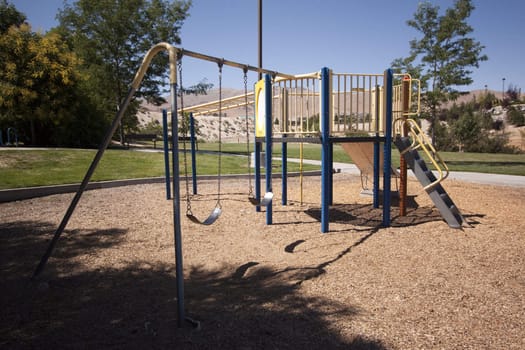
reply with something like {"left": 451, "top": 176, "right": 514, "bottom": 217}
{"left": 138, "top": 88, "right": 254, "bottom": 142}
{"left": 138, "top": 88, "right": 524, "bottom": 149}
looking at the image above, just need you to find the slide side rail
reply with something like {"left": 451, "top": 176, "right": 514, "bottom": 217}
{"left": 396, "top": 118, "right": 449, "bottom": 191}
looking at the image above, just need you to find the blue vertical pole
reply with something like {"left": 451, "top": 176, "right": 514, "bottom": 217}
{"left": 320, "top": 67, "right": 331, "bottom": 233}
{"left": 281, "top": 136, "right": 287, "bottom": 205}
{"left": 189, "top": 113, "right": 198, "bottom": 195}
{"left": 0, "top": 130, "right": 3, "bottom": 146}
{"left": 254, "top": 139, "right": 262, "bottom": 212}
{"left": 382, "top": 69, "right": 393, "bottom": 227}
{"left": 162, "top": 109, "right": 171, "bottom": 200}
{"left": 264, "top": 74, "right": 273, "bottom": 225}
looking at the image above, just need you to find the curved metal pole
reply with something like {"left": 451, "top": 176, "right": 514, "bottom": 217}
{"left": 32, "top": 43, "right": 179, "bottom": 279}
{"left": 32, "top": 87, "right": 137, "bottom": 279}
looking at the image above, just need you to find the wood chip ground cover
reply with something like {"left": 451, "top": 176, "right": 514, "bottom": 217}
{"left": 1, "top": 174, "right": 524, "bottom": 349}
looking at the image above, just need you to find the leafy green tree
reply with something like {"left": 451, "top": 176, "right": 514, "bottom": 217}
{"left": 0, "top": 0, "right": 26, "bottom": 33}
{"left": 56, "top": 0, "right": 192, "bottom": 143}
{"left": 452, "top": 112, "right": 482, "bottom": 151}
{"left": 0, "top": 21, "right": 106, "bottom": 145}
{"left": 502, "top": 84, "right": 521, "bottom": 107}
{"left": 478, "top": 91, "right": 498, "bottom": 111}
{"left": 392, "top": 0, "right": 487, "bottom": 143}
{"left": 440, "top": 99, "right": 519, "bottom": 153}
{"left": 432, "top": 120, "right": 456, "bottom": 151}
{"left": 507, "top": 107, "right": 525, "bottom": 127}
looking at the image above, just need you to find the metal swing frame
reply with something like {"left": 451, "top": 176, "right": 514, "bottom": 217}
{"left": 31, "top": 43, "right": 295, "bottom": 329}
{"left": 180, "top": 59, "right": 223, "bottom": 226}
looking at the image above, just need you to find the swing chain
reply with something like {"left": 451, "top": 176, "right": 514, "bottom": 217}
{"left": 178, "top": 59, "right": 193, "bottom": 216}
{"left": 243, "top": 67, "right": 254, "bottom": 197}
{"left": 216, "top": 61, "right": 224, "bottom": 208}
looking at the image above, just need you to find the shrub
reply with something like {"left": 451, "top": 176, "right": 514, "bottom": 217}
{"left": 507, "top": 107, "right": 525, "bottom": 126}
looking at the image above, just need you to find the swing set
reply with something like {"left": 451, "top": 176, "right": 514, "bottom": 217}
{"left": 33, "top": 42, "right": 421, "bottom": 328}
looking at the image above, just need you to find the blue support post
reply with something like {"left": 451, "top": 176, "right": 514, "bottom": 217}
{"left": 373, "top": 140, "right": 380, "bottom": 208}
{"left": 0, "top": 130, "right": 3, "bottom": 146}
{"left": 382, "top": 69, "right": 393, "bottom": 227}
{"left": 264, "top": 74, "right": 273, "bottom": 225}
{"left": 162, "top": 109, "right": 172, "bottom": 200}
{"left": 190, "top": 113, "right": 198, "bottom": 195}
{"left": 281, "top": 136, "right": 287, "bottom": 205}
{"left": 254, "top": 140, "right": 262, "bottom": 212}
{"left": 320, "top": 67, "right": 331, "bottom": 233}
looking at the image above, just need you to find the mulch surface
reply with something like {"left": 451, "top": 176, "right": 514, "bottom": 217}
{"left": 1, "top": 174, "right": 524, "bottom": 349}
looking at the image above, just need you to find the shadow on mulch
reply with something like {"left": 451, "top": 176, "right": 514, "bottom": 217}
{"left": 0, "top": 220, "right": 390, "bottom": 349}
{"left": 304, "top": 196, "right": 447, "bottom": 229}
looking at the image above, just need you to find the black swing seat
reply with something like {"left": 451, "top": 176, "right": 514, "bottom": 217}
{"left": 249, "top": 191, "right": 274, "bottom": 206}
{"left": 186, "top": 207, "right": 222, "bottom": 225}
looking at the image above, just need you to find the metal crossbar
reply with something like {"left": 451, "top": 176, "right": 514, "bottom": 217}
{"left": 178, "top": 48, "right": 294, "bottom": 80}
{"left": 180, "top": 92, "right": 255, "bottom": 116}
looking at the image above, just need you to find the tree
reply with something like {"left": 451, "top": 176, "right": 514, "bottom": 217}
{"left": 503, "top": 84, "right": 521, "bottom": 107}
{"left": 452, "top": 112, "right": 481, "bottom": 151}
{"left": 392, "top": 0, "right": 487, "bottom": 143}
{"left": 0, "top": 22, "right": 107, "bottom": 145}
{"left": 0, "top": 0, "right": 26, "bottom": 33}
{"left": 56, "top": 0, "right": 192, "bottom": 143}
{"left": 507, "top": 107, "right": 525, "bottom": 127}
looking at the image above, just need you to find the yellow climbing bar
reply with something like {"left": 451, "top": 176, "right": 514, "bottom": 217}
{"left": 398, "top": 118, "right": 450, "bottom": 191}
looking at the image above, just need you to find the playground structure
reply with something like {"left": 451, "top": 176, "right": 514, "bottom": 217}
{"left": 33, "top": 42, "right": 466, "bottom": 328}
{"left": 178, "top": 66, "right": 464, "bottom": 230}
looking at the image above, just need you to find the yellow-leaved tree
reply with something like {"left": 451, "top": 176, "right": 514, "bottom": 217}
{"left": 0, "top": 21, "right": 106, "bottom": 145}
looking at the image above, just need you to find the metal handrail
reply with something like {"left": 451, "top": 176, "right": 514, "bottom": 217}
{"left": 396, "top": 118, "right": 449, "bottom": 191}
{"left": 392, "top": 74, "right": 421, "bottom": 117}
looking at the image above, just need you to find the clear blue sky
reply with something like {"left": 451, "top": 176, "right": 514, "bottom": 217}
{"left": 12, "top": 0, "right": 525, "bottom": 93}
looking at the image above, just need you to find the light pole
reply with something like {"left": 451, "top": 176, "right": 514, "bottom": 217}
{"left": 502, "top": 77, "right": 506, "bottom": 101}
{"left": 258, "top": 0, "right": 262, "bottom": 80}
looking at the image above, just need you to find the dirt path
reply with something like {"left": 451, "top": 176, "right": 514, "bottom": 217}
{"left": 1, "top": 174, "right": 524, "bottom": 349}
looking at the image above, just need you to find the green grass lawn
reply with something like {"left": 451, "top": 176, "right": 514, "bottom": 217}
{"left": 199, "top": 142, "right": 525, "bottom": 176}
{"left": 0, "top": 148, "right": 318, "bottom": 190}
{"left": 0, "top": 143, "right": 523, "bottom": 189}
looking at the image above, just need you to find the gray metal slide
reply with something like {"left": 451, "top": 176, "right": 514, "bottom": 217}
{"left": 394, "top": 136, "right": 466, "bottom": 228}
